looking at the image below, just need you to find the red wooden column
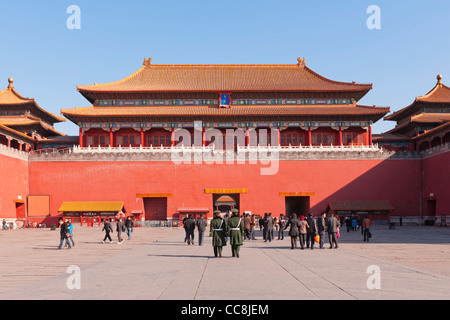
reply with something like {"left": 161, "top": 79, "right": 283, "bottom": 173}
{"left": 202, "top": 127, "right": 206, "bottom": 147}
{"left": 79, "top": 127, "right": 83, "bottom": 149}
{"left": 140, "top": 128, "right": 144, "bottom": 147}
{"left": 307, "top": 127, "right": 312, "bottom": 146}
{"left": 109, "top": 128, "right": 113, "bottom": 147}
{"left": 245, "top": 127, "right": 250, "bottom": 146}
{"left": 338, "top": 127, "right": 343, "bottom": 146}
{"left": 277, "top": 127, "right": 281, "bottom": 146}
{"left": 171, "top": 128, "right": 175, "bottom": 147}
{"left": 368, "top": 125, "right": 373, "bottom": 145}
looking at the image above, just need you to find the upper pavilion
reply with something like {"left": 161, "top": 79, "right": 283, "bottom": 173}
{"left": 0, "top": 78, "right": 66, "bottom": 150}
{"left": 61, "top": 58, "right": 390, "bottom": 149}
{"left": 378, "top": 75, "right": 450, "bottom": 151}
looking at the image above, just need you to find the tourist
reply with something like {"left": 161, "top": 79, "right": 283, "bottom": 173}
{"left": 65, "top": 220, "right": 74, "bottom": 247}
{"left": 196, "top": 213, "right": 207, "bottom": 246}
{"left": 317, "top": 212, "right": 327, "bottom": 249}
{"left": 298, "top": 215, "right": 309, "bottom": 249}
{"left": 116, "top": 218, "right": 124, "bottom": 244}
{"left": 278, "top": 214, "right": 286, "bottom": 240}
{"left": 352, "top": 217, "right": 358, "bottom": 232}
{"left": 264, "top": 212, "right": 274, "bottom": 242}
{"left": 58, "top": 218, "right": 71, "bottom": 249}
{"left": 102, "top": 218, "right": 113, "bottom": 243}
{"left": 306, "top": 213, "right": 318, "bottom": 250}
{"left": 210, "top": 210, "right": 226, "bottom": 257}
{"left": 284, "top": 213, "right": 300, "bottom": 249}
{"left": 326, "top": 213, "right": 340, "bottom": 249}
{"left": 125, "top": 216, "right": 134, "bottom": 240}
{"left": 362, "top": 216, "right": 372, "bottom": 242}
{"left": 227, "top": 209, "right": 244, "bottom": 258}
{"left": 243, "top": 213, "right": 252, "bottom": 240}
{"left": 250, "top": 214, "right": 256, "bottom": 240}
{"left": 345, "top": 217, "right": 352, "bottom": 232}
{"left": 2, "top": 219, "right": 7, "bottom": 230}
{"left": 258, "top": 215, "right": 265, "bottom": 231}
{"left": 184, "top": 214, "right": 196, "bottom": 245}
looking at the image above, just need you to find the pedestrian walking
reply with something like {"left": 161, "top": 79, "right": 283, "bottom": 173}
{"left": 278, "top": 214, "right": 286, "bottom": 240}
{"left": 125, "top": 216, "right": 134, "bottom": 240}
{"left": 196, "top": 213, "right": 208, "bottom": 245}
{"left": 210, "top": 210, "right": 226, "bottom": 257}
{"left": 362, "top": 216, "right": 372, "bottom": 242}
{"left": 65, "top": 220, "right": 75, "bottom": 247}
{"left": 298, "top": 215, "right": 309, "bottom": 249}
{"left": 243, "top": 213, "right": 252, "bottom": 240}
{"left": 284, "top": 213, "right": 301, "bottom": 249}
{"left": 102, "top": 218, "right": 113, "bottom": 243}
{"left": 184, "top": 214, "right": 196, "bottom": 245}
{"left": 317, "top": 212, "right": 327, "bottom": 249}
{"left": 306, "top": 213, "right": 318, "bottom": 250}
{"left": 116, "top": 218, "right": 125, "bottom": 244}
{"left": 250, "top": 214, "right": 256, "bottom": 240}
{"left": 58, "top": 218, "right": 72, "bottom": 249}
{"left": 351, "top": 217, "right": 357, "bottom": 232}
{"left": 326, "top": 213, "right": 340, "bottom": 249}
{"left": 259, "top": 215, "right": 265, "bottom": 231}
{"left": 265, "top": 213, "right": 274, "bottom": 242}
{"left": 227, "top": 209, "right": 244, "bottom": 258}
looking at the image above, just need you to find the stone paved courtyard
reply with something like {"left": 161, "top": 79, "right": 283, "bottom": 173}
{"left": 0, "top": 224, "right": 449, "bottom": 300}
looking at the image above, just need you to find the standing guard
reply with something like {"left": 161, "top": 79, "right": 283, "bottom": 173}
{"left": 210, "top": 210, "right": 226, "bottom": 257}
{"left": 227, "top": 208, "right": 244, "bottom": 258}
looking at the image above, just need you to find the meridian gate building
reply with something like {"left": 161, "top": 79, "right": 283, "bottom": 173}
{"left": 0, "top": 58, "right": 448, "bottom": 227}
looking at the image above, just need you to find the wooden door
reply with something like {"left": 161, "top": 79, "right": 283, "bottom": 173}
{"left": 143, "top": 197, "right": 167, "bottom": 220}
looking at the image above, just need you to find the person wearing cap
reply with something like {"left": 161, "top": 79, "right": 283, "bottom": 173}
{"left": 298, "top": 215, "right": 309, "bottom": 250}
{"left": 227, "top": 209, "right": 244, "bottom": 258}
{"left": 210, "top": 210, "right": 226, "bottom": 257}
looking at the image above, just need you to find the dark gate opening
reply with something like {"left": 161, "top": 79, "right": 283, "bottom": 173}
{"left": 285, "top": 196, "right": 310, "bottom": 218}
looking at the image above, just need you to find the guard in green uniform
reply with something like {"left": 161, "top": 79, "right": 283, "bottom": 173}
{"left": 227, "top": 209, "right": 244, "bottom": 258}
{"left": 210, "top": 210, "right": 226, "bottom": 257}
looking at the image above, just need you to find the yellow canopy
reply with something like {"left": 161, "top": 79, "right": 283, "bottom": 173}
{"left": 58, "top": 202, "right": 124, "bottom": 212}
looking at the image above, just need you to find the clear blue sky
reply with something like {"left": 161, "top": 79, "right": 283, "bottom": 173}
{"left": 1, "top": 0, "right": 449, "bottom": 136}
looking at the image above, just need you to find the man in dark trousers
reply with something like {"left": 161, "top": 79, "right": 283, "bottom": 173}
{"left": 326, "top": 212, "right": 340, "bottom": 249}
{"left": 210, "top": 210, "right": 226, "bottom": 257}
{"left": 116, "top": 218, "right": 125, "bottom": 244}
{"left": 265, "top": 212, "right": 274, "bottom": 242}
{"left": 196, "top": 213, "right": 208, "bottom": 246}
{"left": 317, "top": 212, "right": 327, "bottom": 249}
{"left": 278, "top": 213, "right": 286, "bottom": 240}
{"left": 102, "top": 218, "right": 113, "bottom": 243}
{"left": 306, "top": 213, "right": 318, "bottom": 250}
{"left": 184, "top": 214, "right": 196, "bottom": 245}
{"left": 227, "top": 209, "right": 244, "bottom": 258}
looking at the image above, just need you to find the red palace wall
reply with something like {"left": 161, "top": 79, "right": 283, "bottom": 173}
{"left": 0, "top": 153, "right": 29, "bottom": 220}
{"left": 422, "top": 151, "right": 450, "bottom": 217}
{"left": 27, "top": 157, "right": 423, "bottom": 224}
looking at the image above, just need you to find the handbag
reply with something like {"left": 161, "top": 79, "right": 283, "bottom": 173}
{"left": 336, "top": 228, "right": 340, "bottom": 239}
{"left": 314, "top": 235, "right": 320, "bottom": 243}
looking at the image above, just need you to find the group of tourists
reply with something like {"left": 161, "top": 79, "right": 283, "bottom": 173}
{"left": 184, "top": 210, "right": 374, "bottom": 258}
{"left": 57, "top": 216, "right": 135, "bottom": 249}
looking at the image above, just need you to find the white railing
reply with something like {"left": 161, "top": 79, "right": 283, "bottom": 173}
{"left": 38, "top": 143, "right": 382, "bottom": 154}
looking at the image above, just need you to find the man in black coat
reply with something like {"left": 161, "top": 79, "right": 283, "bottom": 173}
{"left": 306, "top": 213, "right": 318, "bottom": 250}
{"left": 184, "top": 214, "right": 196, "bottom": 245}
{"left": 102, "top": 218, "right": 113, "bottom": 243}
{"left": 196, "top": 213, "right": 208, "bottom": 246}
{"left": 317, "top": 212, "right": 327, "bottom": 249}
{"left": 264, "top": 213, "right": 274, "bottom": 242}
{"left": 58, "top": 218, "right": 72, "bottom": 249}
